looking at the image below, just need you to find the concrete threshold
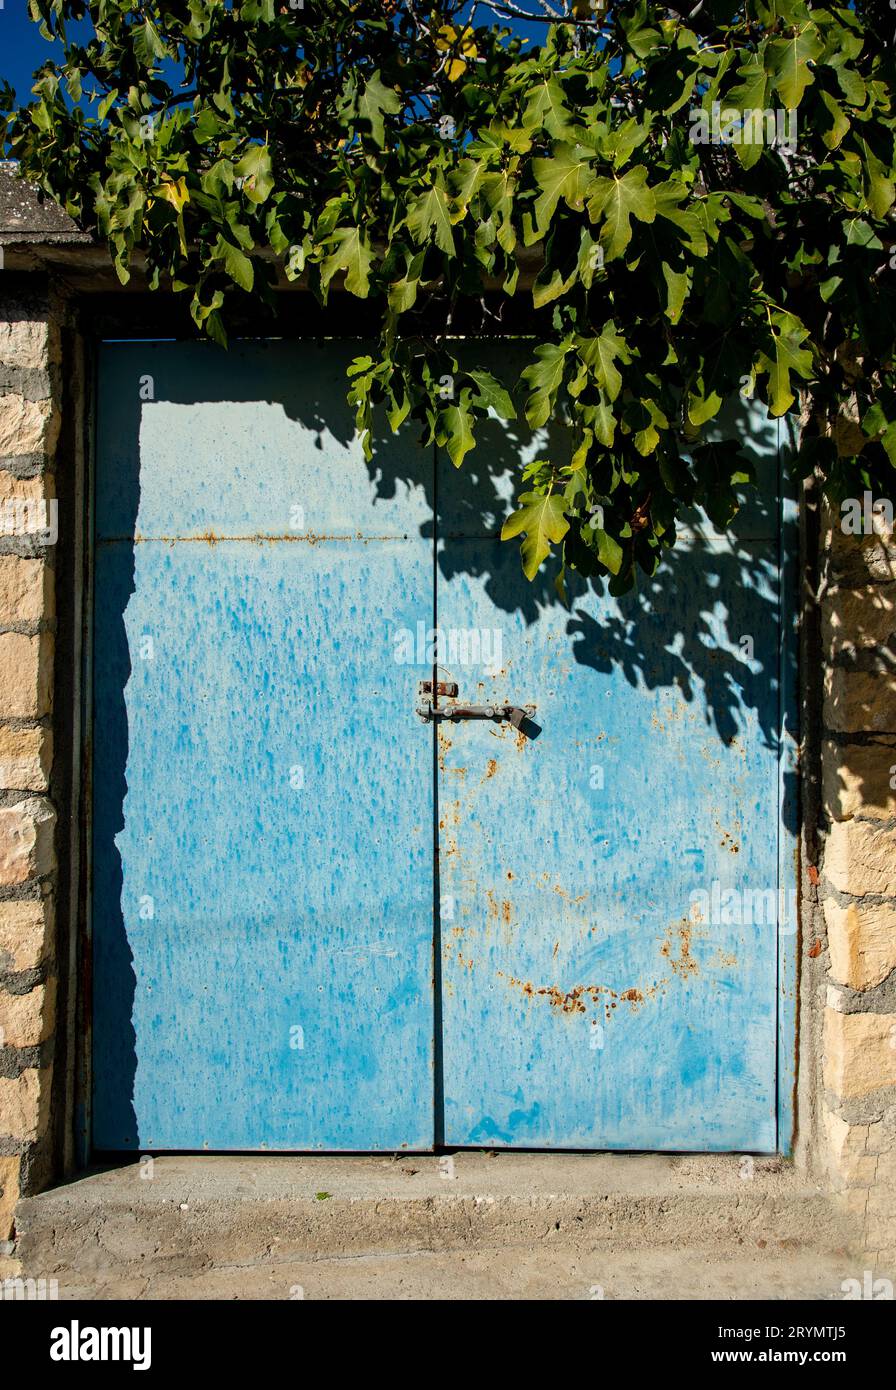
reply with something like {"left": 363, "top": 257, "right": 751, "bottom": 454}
{"left": 13, "top": 1152, "right": 859, "bottom": 1300}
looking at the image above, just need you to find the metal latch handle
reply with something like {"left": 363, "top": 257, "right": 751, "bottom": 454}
{"left": 416, "top": 702, "right": 533, "bottom": 730}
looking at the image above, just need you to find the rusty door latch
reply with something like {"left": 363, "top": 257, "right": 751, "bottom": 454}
{"left": 419, "top": 678, "right": 458, "bottom": 698}
{"left": 416, "top": 694, "right": 534, "bottom": 730}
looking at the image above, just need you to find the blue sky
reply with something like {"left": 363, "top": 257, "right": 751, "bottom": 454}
{"left": 1, "top": 3, "right": 551, "bottom": 110}
{"left": 0, "top": 0, "right": 64, "bottom": 104}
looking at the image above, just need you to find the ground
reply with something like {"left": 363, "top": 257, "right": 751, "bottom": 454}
{"left": 13, "top": 1151, "right": 864, "bottom": 1300}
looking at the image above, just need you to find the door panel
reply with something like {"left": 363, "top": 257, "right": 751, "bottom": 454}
{"left": 92, "top": 341, "right": 434, "bottom": 1150}
{"left": 92, "top": 339, "right": 788, "bottom": 1154}
{"left": 436, "top": 400, "right": 783, "bottom": 1151}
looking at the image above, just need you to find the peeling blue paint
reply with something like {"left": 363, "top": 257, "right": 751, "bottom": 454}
{"left": 91, "top": 341, "right": 795, "bottom": 1154}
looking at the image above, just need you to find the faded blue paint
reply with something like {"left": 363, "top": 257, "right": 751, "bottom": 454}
{"left": 92, "top": 341, "right": 435, "bottom": 1150}
{"left": 436, "top": 388, "right": 788, "bottom": 1151}
{"left": 92, "top": 340, "right": 795, "bottom": 1154}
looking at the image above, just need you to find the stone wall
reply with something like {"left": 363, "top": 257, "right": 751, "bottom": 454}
{"left": 0, "top": 280, "right": 59, "bottom": 1279}
{"left": 819, "top": 503, "right": 896, "bottom": 1264}
{"left": 0, "top": 266, "right": 893, "bottom": 1275}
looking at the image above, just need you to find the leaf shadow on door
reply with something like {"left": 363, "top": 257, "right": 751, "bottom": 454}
{"left": 365, "top": 384, "right": 792, "bottom": 759}
{"left": 89, "top": 336, "right": 798, "bottom": 1154}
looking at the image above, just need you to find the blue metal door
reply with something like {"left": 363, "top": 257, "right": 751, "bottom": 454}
{"left": 436, "top": 394, "right": 790, "bottom": 1151}
{"left": 92, "top": 341, "right": 435, "bottom": 1149}
{"left": 92, "top": 340, "right": 792, "bottom": 1152}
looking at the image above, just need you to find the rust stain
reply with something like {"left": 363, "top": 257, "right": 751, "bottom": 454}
{"left": 501, "top": 900, "right": 512, "bottom": 924}
{"left": 120, "top": 531, "right": 403, "bottom": 545}
{"left": 497, "top": 972, "right": 655, "bottom": 1017}
{"left": 484, "top": 758, "right": 498, "bottom": 780}
{"left": 439, "top": 798, "right": 461, "bottom": 860}
{"left": 552, "top": 884, "right": 587, "bottom": 904}
{"left": 710, "top": 947, "right": 737, "bottom": 968}
{"left": 504, "top": 917, "right": 703, "bottom": 1019}
{"left": 808, "top": 939, "right": 822, "bottom": 958}
{"left": 715, "top": 818, "right": 742, "bottom": 856}
{"left": 515, "top": 728, "right": 527, "bottom": 752}
{"left": 437, "top": 730, "right": 452, "bottom": 774}
{"left": 660, "top": 919, "right": 699, "bottom": 979}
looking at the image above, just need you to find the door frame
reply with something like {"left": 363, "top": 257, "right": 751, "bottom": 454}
{"left": 776, "top": 421, "right": 800, "bottom": 1156}
{"left": 72, "top": 319, "right": 801, "bottom": 1163}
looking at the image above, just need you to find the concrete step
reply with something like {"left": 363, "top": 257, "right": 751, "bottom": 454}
{"left": 14, "top": 1153, "right": 858, "bottom": 1300}
{"left": 19, "top": 1246, "right": 864, "bottom": 1302}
